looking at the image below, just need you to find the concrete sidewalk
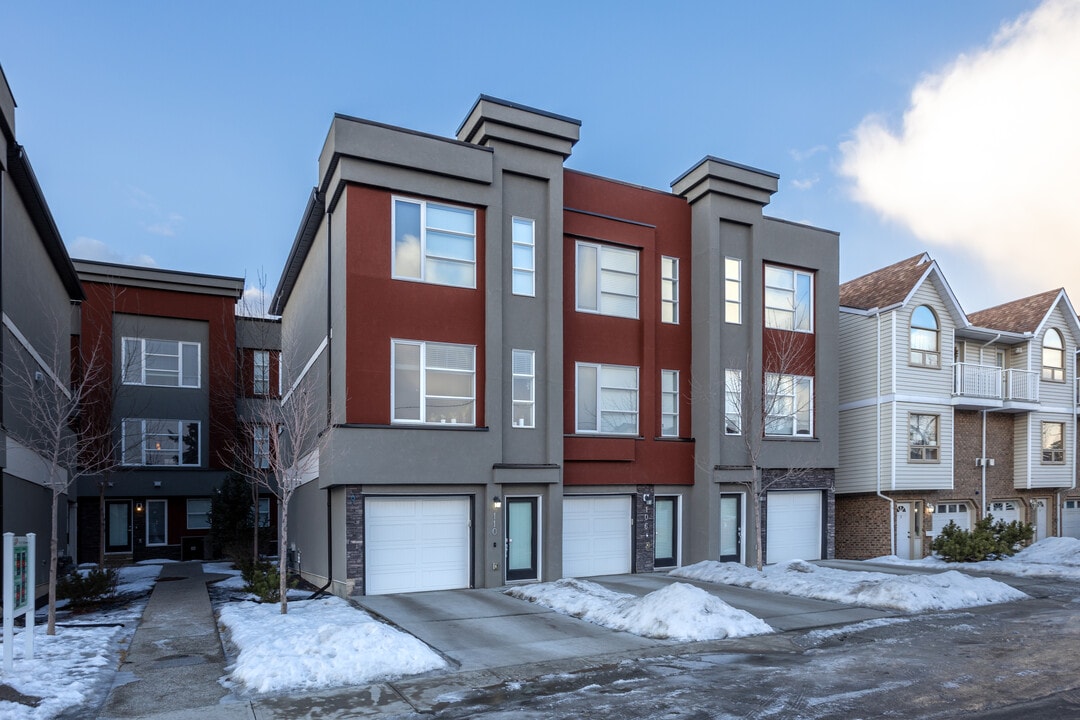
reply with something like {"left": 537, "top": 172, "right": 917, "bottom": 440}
{"left": 97, "top": 561, "right": 253, "bottom": 720}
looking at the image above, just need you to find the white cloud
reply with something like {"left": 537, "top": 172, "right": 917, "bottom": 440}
{"left": 145, "top": 212, "right": 184, "bottom": 237}
{"left": 68, "top": 236, "right": 157, "bottom": 267}
{"left": 840, "top": 0, "right": 1080, "bottom": 301}
{"left": 790, "top": 144, "right": 827, "bottom": 162}
{"left": 237, "top": 285, "right": 276, "bottom": 318}
{"left": 792, "top": 175, "right": 820, "bottom": 191}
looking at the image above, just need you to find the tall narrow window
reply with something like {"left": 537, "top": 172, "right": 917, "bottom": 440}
{"left": 576, "top": 241, "right": 639, "bottom": 319}
{"left": 910, "top": 305, "right": 940, "bottom": 367}
{"left": 1042, "top": 329, "right": 1065, "bottom": 381}
{"left": 661, "top": 256, "right": 679, "bottom": 324}
{"left": 391, "top": 340, "right": 476, "bottom": 425}
{"left": 764, "top": 374, "right": 813, "bottom": 436}
{"left": 253, "top": 350, "right": 270, "bottom": 395}
{"left": 146, "top": 500, "right": 167, "bottom": 546}
{"left": 908, "top": 414, "right": 940, "bottom": 462}
{"left": 724, "top": 258, "right": 741, "bottom": 324}
{"left": 392, "top": 197, "right": 477, "bottom": 288}
{"left": 575, "top": 363, "right": 639, "bottom": 435}
{"left": 512, "top": 349, "right": 535, "bottom": 428}
{"left": 511, "top": 217, "right": 536, "bottom": 297}
{"left": 661, "top": 369, "right": 679, "bottom": 437}
{"left": 1042, "top": 421, "right": 1065, "bottom": 463}
{"left": 725, "top": 369, "right": 742, "bottom": 435}
{"left": 253, "top": 425, "right": 271, "bottom": 469}
{"left": 764, "top": 265, "right": 813, "bottom": 332}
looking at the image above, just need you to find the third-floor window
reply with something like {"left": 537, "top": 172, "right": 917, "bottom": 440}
{"left": 576, "top": 241, "right": 639, "bottom": 319}
{"left": 764, "top": 265, "right": 813, "bottom": 332}
{"left": 1042, "top": 328, "right": 1065, "bottom": 382}
{"left": 393, "top": 197, "right": 477, "bottom": 289}
{"left": 253, "top": 350, "right": 270, "bottom": 395}
{"left": 122, "top": 338, "right": 200, "bottom": 388}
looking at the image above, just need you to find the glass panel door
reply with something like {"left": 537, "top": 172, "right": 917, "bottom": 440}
{"left": 147, "top": 499, "right": 167, "bottom": 546}
{"left": 654, "top": 496, "right": 677, "bottom": 567}
{"left": 106, "top": 500, "right": 132, "bottom": 553}
{"left": 719, "top": 494, "right": 742, "bottom": 562}
{"left": 506, "top": 497, "right": 538, "bottom": 581}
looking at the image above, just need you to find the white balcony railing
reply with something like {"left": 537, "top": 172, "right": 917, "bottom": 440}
{"left": 953, "top": 363, "right": 1002, "bottom": 399}
{"left": 1005, "top": 369, "right": 1039, "bottom": 402}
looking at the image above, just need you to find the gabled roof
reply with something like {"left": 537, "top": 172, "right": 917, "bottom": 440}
{"left": 839, "top": 253, "right": 932, "bottom": 311}
{"left": 968, "top": 288, "right": 1072, "bottom": 335}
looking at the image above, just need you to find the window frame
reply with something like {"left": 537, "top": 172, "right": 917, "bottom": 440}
{"left": 725, "top": 369, "right": 742, "bottom": 436}
{"left": 390, "top": 339, "right": 477, "bottom": 426}
{"left": 146, "top": 499, "right": 168, "bottom": 547}
{"left": 1042, "top": 328, "right": 1065, "bottom": 382}
{"left": 575, "top": 362, "right": 640, "bottom": 436}
{"left": 253, "top": 349, "right": 271, "bottom": 396}
{"left": 909, "top": 305, "right": 941, "bottom": 368}
{"left": 660, "top": 369, "right": 679, "bottom": 437}
{"left": 258, "top": 497, "right": 271, "bottom": 528}
{"left": 121, "top": 337, "right": 201, "bottom": 388}
{"left": 511, "top": 217, "right": 536, "bottom": 297}
{"left": 575, "top": 241, "right": 640, "bottom": 319}
{"left": 764, "top": 373, "right": 814, "bottom": 437}
{"left": 724, "top": 257, "right": 741, "bottom": 325}
{"left": 908, "top": 413, "right": 941, "bottom": 463}
{"left": 661, "top": 256, "right": 679, "bottom": 324}
{"left": 121, "top": 418, "right": 201, "bottom": 467}
{"left": 186, "top": 498, "right": 211, "bottom": 530}
{"left": 391, "top": 196, "right": 477, "bottom": 289}
{"left": 512, "top": 349, "right": 536, "bottom": 429}
{"left": 1042, "top": 420, "right": 1065, "bottom": 464}
{"left": 253, "top": 424, "right": 271, "bottom": 469}
{"left": 764, "top": 265, "right": 814, "bottom": 332}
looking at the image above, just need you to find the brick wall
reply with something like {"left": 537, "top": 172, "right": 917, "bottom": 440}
{"left": 633, "top": 485, "right": 654, "bottom": 573}
{"left": 345, "top": 490, "right": 364, "bottom": 595}
{"left": 835, "top": 493, "right": 891, "bottom": 559}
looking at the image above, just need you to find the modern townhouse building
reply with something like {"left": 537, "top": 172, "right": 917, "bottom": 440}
{"left": 1, "top": 64, "right": 85, "bottom": 589}
{"left": 73, "top": 260, "right": 246, "bottom": 563}
{"left": 271, "top": 95, "right": 839, "bottom": 598}
{"left": 836, "top": 253, "right": 1079, "bottom": 559}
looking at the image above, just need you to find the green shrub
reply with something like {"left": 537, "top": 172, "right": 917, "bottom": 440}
{"left": 57, "top": 566, "right": 118, "bottom": 607}
{"left": 931, "top": 515, "right": 1034, "bottom": 562}
{"left": 240, "top": 560, "right": 293, "bottom": 603}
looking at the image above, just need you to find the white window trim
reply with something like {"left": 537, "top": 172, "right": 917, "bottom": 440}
{"left": 725, "top": 369, "right": 742, "bottom": 436}
{"left": 512, "top": 349, "right": 536, "bottom": 429}
{"left": 908, "top": 413, "right": 941, "bottom": 463}
{"left": 258, "top": 497, "right": 271, "bottom": 528}
{"left": 121, "top": 337, "right": 202, "bottom": 388}
{"left": 121, "top": 418, "right": 201, "bottom": 467}
{"left": 146, "top": 499, "right": 168, "bottom": 547}
{"left": 764, "top": 373, "right": 814, "bottom": 437}
{"left": 724, "top": 257, "right": 742, "bottom": 325}
{"left": 511, "top": 217, "right": 536, "bottom": 297}
{"left": 1042, "top": 420, "right": 1066, "bottom": 464}
{"left": 575, "top": 362, "right": 639, "bottom": 435}
{"left": 253, "top": 350, "right": 271, "bottom": 396}
{"left": 661, "top": 369, "right": 679, "bottom": 437}
{"left": 391, "top": 196, "right": 477, "bottom": 289}
{"left": 764, "top": 265, "right": 814, "bottom": 333}
{"left": 390, "top": 339, "right": 477, "bottom": 426}
{"left": 253, "top": 425, "right": 271, "bottom": 469}
{"left": 661, "top": 256, "right": 679, "bottom": 324}
{"left": 186, "top": 498, "right": 211, "bottom": 530}
{"left": 575, "top": 241, "right": 639, "bottom": 319}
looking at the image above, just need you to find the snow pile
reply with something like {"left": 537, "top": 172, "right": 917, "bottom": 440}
{"left": 873, "top": 537, "right": 1080, "bottom": 581}
{"left": 219, "top": 596, "right": 446, "bottom": 693}
{"left": 203, "top": 561, "right": 247, "bottom": 591}
{"left": 505, "top": 578, "right": 772, "bottom": 640}
{"left": 115, "top": 563, "right": 162, "bottom": 596}
{"left": 672, "top": 560, "right": 1027, "bottom": 611}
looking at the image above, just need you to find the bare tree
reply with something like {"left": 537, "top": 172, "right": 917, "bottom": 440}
{"left": 3, "top": 309, "right": 115, "bottom": 634}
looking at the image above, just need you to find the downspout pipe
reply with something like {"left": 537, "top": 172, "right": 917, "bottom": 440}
{"left": 308, "top": 489, "right": 333, "bottom": 599}
{"left": 977, "top": 333, "right": 1001, "bottom": 518}
{"left": 309, "top": 203, "right": 334, "bottom": 599}
{"left": 869, "top": 308, "right": 895, "bottom": 553}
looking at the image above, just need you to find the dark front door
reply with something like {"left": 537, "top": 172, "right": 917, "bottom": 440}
{"left": 105, "top": 500, "right": 132, "bottom": 553}
{"left": 506, "top": 497, "right": 538, "bottom": 581}
{"left": 719, "top": 493, "right": 742, "bottom": 563}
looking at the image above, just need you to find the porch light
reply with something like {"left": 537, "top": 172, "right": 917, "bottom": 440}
{"left": 135, "top": 502, "right": 144, "bottom": 512}
{"left": 493, "top": 496, "right": 502, "bottom": 510}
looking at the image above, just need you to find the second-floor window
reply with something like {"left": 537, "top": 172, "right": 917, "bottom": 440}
{"left": 122, "top": 338, "right": 200, "bottom": 388}
{"left": 908, "top": 413, "right": 940, "bottom": 462}
{"left": 253, "top": 350, "right": 270, "bottom": 395}
{"left": 910, "top": 305, "right": 940, "bottom": 367}
{"left": 764, "top": 265, "right": 813, "bottom": 332}
{"left": 122, "top": 418, "right": 200, "bottom": 466}
{"left": 1042, "top": 329, "right": 1065, "bottom": 382}
{"left": 576, "top": 242, "right": 639, "bottom": 319}
{"left": 725, "top": 369, "right": 742, "bottom": 435}
{"left": 512, "top": 217, "right": 536, "bottom": 296}
{"left": 576, "top": 362, "right": 638, "bottom": 435}
{"left": 392, "top": 340, "right": 476, "bottom": 425}
{"left": 393, "top": 197, "right": 477, "bottom": 288}
{"left": 1042, "top": 421, "right": 1065, "bottom": 463}
{"left": 660, "top": 369, "right": 679, "bottom": 437}
{"left": 253, "top": 425, "right": 271, "bottom": 469}
{"left": 764, "top": 373, "right": 813, "bottom": 436}
{"left": 661, "top": 257, "right": 679, "bottom": 324}
{"left": 512, "top": 349, "right": 535, "bottom": 429}
{"left": 725, "top": 258, "right": 741, "bottom": 324}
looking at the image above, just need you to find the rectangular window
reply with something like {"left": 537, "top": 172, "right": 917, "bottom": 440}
{"left": 186, "top": 498, "right": 211, "bottom": 530}
{"left": 392, "top": 340, "right": 476, "bottom": 425}
{"left": 146, "top": 499, "right": 167, "bottom": 546}
{"left": 122, "top": 419, "right": 200, "bottom": 466}
{"left": 121, "top": 338, "right": 200, "bottom": 388}
{"left": 253, "top": 425, "right": 271, "bottom": 469}
{"left": 512, "top": 217, "right": 535, "bottom": 297}
{"left": 908, "top": 413, "right": 940, "bottom": 462}
{"left": 512, "top": 349, "right": 535, "bottom": 428}
{"left": 764, "top": 373, "right": 813, "bottom": 436}
{"left": 661, "top": 369, "right": 679, "bottom": 437}
{"left": 725, "top": 369, "right": 742, "bottom": 435}
{"left": 661, "top": 256, "right": 679, "bottom": 324}
{"left": 392, "top": 197, "right": 476, "bottom": 288}
{"left": 575, "top": 362, "right": 639, "bottom": 435}
{"left": 258, "top": 498, "right": 270, "bottom": 528}
{"left": 576, "top": 241, "right": 639, "bottom": 319}
{"left": 253, "top": 350, "right": 270, "bottom": 395}
{"left": 1042, "top": 421, "right": 1065, "bottom": 463}
{"left": 725, "top": 257, "right": 741, "bottom": 324}
{"left": 764, "top": 265, "right": 813, "bottom": 332}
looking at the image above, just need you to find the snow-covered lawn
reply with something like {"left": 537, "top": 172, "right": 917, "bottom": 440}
{"left": 218, "top": 595, "right": 446, "bottom": 694}
{"left": 505, "top": 578, "right": 772, "bottom": 640}
{"left": 873, "top": 536, "right": 1080, "bottom": 581}
{"left": 672, "top": 559, "right": 1027, "bottom": 612}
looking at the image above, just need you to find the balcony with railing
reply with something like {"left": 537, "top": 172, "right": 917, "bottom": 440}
{"left": 1004, "top": 369, "right": 1039, "bottom": 404}
{"left": 952, "top": 364, "right": 1040, "bottom": 411}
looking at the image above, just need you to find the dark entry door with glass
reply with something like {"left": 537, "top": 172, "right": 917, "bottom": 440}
{"left": 719, "top": 493, "right": 742, "bottom": 563}
{"left": 506, "top": 497, "right": 538, "bottom": 581}
{"left": 106, "top": 500, "right": 133, "bottom": 553}
{"left": 654, "top": 496, "right": 678, "bottom": 568}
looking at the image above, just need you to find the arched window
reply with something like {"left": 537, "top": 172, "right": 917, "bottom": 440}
{"left": 1042, "top": 328, "right": 1065, "bottom": 381}
{"left": 910, "top": 305, "right": 940, "bottom": 367}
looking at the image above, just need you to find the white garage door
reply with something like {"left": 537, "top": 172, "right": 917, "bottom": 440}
{"left": 930, "top": 502, "right": 972, "bottom": 536}
{"left": 365, "top": 497, "right": 471, "bottom": 595}
{"left": 766, "top": 491, "right": 822, "bottom": 564}
{"left": 563, "top": 496, "right": 632, "bottom": 577}
{"left": 987, "top": 501, "right": 1020, "bottom": 524}
{"left": 1063, "top": 500, "right": 1080, "bottom": 539}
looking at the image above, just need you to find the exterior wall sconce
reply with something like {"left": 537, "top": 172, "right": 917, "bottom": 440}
{"left": 135, "top": 502, "right": 144, "bottom": 512}
{"left": 492, "top": 496, "right": 502, "bottom": 509}
{"left": 641, "top": 493, "right": 653, "bottom": 506}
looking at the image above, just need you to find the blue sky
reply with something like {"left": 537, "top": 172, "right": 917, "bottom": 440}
{"left": 4, "top": 0, "right": 1076, "bottom": 314}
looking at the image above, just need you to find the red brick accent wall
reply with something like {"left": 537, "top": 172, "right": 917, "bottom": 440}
{"left": 835, "top": 493, "right": 892, "bottom": 559}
